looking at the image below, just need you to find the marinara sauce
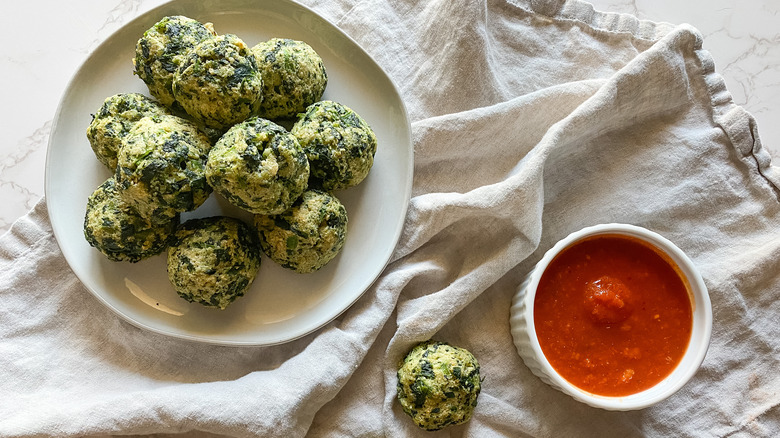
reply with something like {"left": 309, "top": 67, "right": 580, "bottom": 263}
{"left": 534, "top": 234, "right": 693, "bottom": 397}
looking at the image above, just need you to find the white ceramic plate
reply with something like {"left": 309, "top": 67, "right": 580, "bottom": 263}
{"left": 45, "top": 0, "right": 412, "bottom": 346}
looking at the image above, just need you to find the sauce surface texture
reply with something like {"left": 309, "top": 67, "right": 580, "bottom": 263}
{"left": 534, "top": 234, "right": 693, "bottom": 397}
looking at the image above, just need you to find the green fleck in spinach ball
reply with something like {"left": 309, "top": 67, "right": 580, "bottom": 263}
{"left": 167, "top": 216, "right": 262, "bottom": 310}
{"left": 206, "top": 117, "right": 309, "bottom": 215}
{"left": 84, "top": 177, "right": 178, "bottom": 262}
{"left": 172, "top": 34, "right": 263, "bottom": 130}
{"left": 397, "top": 340, "right": 482, "bottom": 431}
{"left": 134, "top": 15, "right": 216, "bottom": 107}
{"left": 251, "top": 38, "right": 328, "bottom": 120}
{"left": 86, "top": 93, "right": 171, "bottom": 171}
{"left": 254, "top": 189, "right": 347, "bottom": 273}
{"left": 291, "top": 100, "right": 377, "bottom": 191}
{"left": 114, "top": 114, "right": 212, "bottom": 221}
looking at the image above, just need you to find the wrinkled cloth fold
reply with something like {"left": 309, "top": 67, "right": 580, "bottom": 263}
{"left": 2, "top": 0, "right": 779, "bottom": 437}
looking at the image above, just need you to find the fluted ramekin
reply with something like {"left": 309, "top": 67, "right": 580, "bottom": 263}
{"left": 509, "top": 223, "right": 712, "bottom": 410}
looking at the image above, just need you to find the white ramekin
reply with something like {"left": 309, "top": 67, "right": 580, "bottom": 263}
{"left": 509, "top": 223, "right": 712, "bottom": 410}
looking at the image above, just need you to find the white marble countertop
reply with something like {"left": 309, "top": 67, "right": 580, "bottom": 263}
{"left": 2, "top": 0, "right": 778, "bottom": 234}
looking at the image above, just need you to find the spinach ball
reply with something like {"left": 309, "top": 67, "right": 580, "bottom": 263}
{"left": 172, "top": 34, "right": 263, "bottom": 130}
{"left": 114, "top": 114, "right": 212, "bottom": 221}
{"left": 254, "top": 189, "right": 347, "bottom": 273}
{"left": 134, "top": 15, "right": 216, "bottom": 107}
{"left": 84, "top": 177, "right": 178, "bottom": 262}
{"left": 167, "top": 216, "right": 262, "bottom": 310}
{"left": 251, "top": 38, "right": 328, "bottom": 120}
{"left": 86, "top": 93, "right": 171, "bottom": 171}
{"left": 206, "top": 117, "right": 309, "bottom": 215}
{"left": 397, "top": 340, "right": 482, "bottom": 431}
{"left": 291, "top": 101, "right": 377, "bottom": 190}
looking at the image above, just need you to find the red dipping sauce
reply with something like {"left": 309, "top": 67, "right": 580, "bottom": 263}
{"left": 533, "top": 234, "right": 693, "bottom": 397}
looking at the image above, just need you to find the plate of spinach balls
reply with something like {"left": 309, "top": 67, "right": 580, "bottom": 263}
{"left": 45, "top": 0, "right": 412, "bottom": 345}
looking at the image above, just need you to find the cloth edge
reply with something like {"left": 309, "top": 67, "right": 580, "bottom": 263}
{"left": 693, "top": 44, "right": 780, "bottom": 193}
{"left": 508, "top": 0, "right": 780, "bottom": 194}
{"left": 507, "top": 0, "right": 677, "bottom": 42}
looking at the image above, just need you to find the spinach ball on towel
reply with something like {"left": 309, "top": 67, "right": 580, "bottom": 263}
{"left": 206, "top": 117, "right": 309, "bottom": 215}
{"left": 291, "top": 100, "right": 377, "bottom": 191}
{"left": 254, "top": 189, "right": 347, "bottom": 273}
{"left": 114, "top": 114, "right": 212, "bottom": 221}
{"left": 134, "top": 15, "right": 216, "bottom": 107}
{"left": 167, "top": 216, "right": 261, "bottom": 310}
{"left": 172, "top": 34, "right": 263, "bottom": 130}
{"left": 397, "top": 340, "right": 482, "bottom": 431}
{"left": 84, "top": 177, "right": 178, "bottom": 263}
{"left": 251, "top": 38, "right": 328, "bottom": 120}
{"left": 86, "top": 93, "right": 171, "bottom": 171}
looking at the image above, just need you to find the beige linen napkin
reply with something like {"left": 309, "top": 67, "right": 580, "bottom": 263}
{"left": 2, "top": 0, "right": 779, "bottom": 437}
